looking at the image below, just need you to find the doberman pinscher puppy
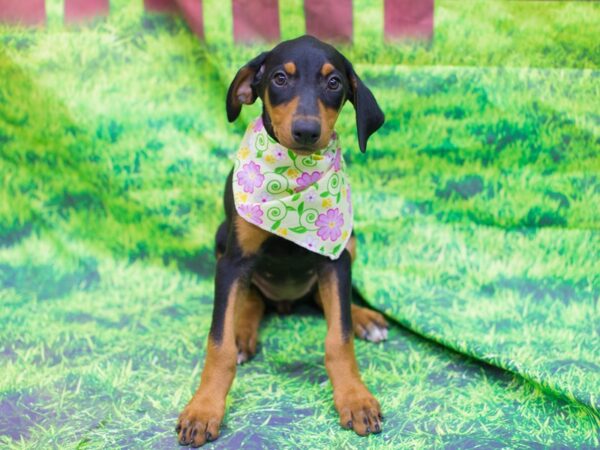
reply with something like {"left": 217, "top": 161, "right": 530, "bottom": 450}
{"left": 176, "top": 35, "right": 387, "bottom": 447}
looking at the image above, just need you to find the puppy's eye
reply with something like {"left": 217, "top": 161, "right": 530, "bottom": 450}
{"left": 327, "top": 77, "right": 341, "bottom": 90}
{"left": 273, "top": 72, "right": 287, "bottom": 87}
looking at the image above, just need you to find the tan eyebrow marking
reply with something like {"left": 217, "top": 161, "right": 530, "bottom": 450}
{"left": 283, "top": 62, "right": 296, "bottom": 75}
{"left": 321, "top": 63, "right": 335, "bottom": 76}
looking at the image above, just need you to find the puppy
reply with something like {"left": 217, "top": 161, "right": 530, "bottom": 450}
{"left": 177, "top": 35, "right": 387, "bottom": 447}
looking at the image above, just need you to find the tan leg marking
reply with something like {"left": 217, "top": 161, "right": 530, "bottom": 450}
{"left": 235, "top": 214, "right": 270, "bottom": 257}
{"left": 318, "top": 271, "right": 382, "bottom": 436}
{"left": 177, "top": 281, "right": 245, "bottom": 446}
{"left": 234, "top": 286, "right": 265, "bottom": 364}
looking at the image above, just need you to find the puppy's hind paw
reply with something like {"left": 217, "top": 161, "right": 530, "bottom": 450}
{"left": 359, "top": 323, "right": 388, "bottom": 343}
{"left": 235, "top": 328, "right": 258, "bottom": 365}
{"left": 352, "top": 306, "right": 388, "bottom": 343}
{"left": 237, "top": 349, "right": 251, "bottom": 365}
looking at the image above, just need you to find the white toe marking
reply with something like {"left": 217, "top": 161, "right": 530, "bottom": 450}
{"left": 364, "top": 323, "right": 388, "bottom": 342}
{"left": 237, "top": 351, "right": 248, "bottom": 365}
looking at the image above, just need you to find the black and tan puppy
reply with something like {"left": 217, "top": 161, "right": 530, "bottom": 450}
{"left": 177, "top": 35, "right": 387, "bottom": 447}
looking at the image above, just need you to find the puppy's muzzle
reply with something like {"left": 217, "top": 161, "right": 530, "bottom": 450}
{"left": 292, "top": 119, "right": 321, "bottom": 146}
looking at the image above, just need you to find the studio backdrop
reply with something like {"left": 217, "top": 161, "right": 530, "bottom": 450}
{"left": 0, "top": 0, "right": 598, "bottom": 448}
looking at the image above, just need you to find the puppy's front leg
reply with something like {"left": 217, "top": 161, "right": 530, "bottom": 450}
{"left": 318, "top": 250, "right": 383, "bottom": 436}
{"left": 177, "top": 255, "right": 250, "bottom": 447}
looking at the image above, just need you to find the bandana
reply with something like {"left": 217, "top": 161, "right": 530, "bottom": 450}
{"left": 232, "top": 116, "right": 353, "bottom": 260}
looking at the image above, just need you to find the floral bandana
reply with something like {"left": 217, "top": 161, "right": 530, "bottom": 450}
{"left": 233, "top": 116, "right": 353, "bottom": 260}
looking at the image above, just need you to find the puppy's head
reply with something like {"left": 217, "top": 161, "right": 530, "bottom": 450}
{"left": 226, "top": 35, "right": 384, "bottom": 154}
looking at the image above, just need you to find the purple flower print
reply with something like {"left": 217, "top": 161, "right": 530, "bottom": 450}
{"left": 274, "top": 148, "right": 286, "bottom": 160}
{"left": 306, "top": 188, "right": 318, "bottom": 203}
{"left": 238, "top": 204, "right": 263, "bottom": 225}
{"left": 333, "top": 148, "right": 342, "bottom": 172}
{"left": 253, "top": 116, "right": 264, "bottom": 132}
{"left": 237, "top": 161, "right": 264, "bottom": 193}
{"left": 316, "top": 208, "right": 344, "bottom": 241}
{"left": 303, "top": 236, "right": 318, "bottom": 251}
{"left": 295, "top": 171, "right": 322, "bottom": 191}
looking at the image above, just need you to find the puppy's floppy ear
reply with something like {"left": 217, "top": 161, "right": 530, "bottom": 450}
{"left": 343, "top": 57, "right": 385, "bottom": 153}
{"left": 226, "top": 52, "right": 269, "bottom": 122}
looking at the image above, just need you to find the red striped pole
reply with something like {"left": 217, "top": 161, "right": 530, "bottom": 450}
{"left": 384, "top": 0, "right": 434, "bottom": 40}
{"left": 232, "top": 0, "right": 280, "bottom": 43}
{"left": 0, "top": 0, "right": 46, "bottom": 26}
{"left": 144, "top": 0, "right": 178, "bottom": 13}
{"left": 177, "top": 0, "right": 204, "bottom": 38}
{"left": 65, "top": 0, "right": 109, "bottom": 23}
{"left": 144, "top": 0, "right": 204, "bottom": 38}
{"left": 304, "top": 0, "right": 353, "bottom": 43}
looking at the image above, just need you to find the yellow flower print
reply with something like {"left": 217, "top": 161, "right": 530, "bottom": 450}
{"left": 235, "top": 192, "right": 249, "bottom": 203}
{"left": 280, "top": 228, "right": 288, "bottom": 236}
{"left": 341, "top": 230, "right": 348, "bottom": 240}
{"left": 322, "top": 198, "right": 333, "bottom": 208}
{"left": 265, "top": 154, "right": 276, "bottom": 164}
{"left": 238, "top": 147, "right": 250, "bottom": 160}
{"left": 286, "top": 168, "right": 300, "bottom": 177}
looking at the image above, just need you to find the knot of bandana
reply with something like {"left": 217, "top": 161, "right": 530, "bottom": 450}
{"left": 232, "top": 116, "right": 353, "bottom": 260}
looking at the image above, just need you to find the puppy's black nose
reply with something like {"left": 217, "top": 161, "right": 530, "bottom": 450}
{"left": 292, "top": 120, "right": 320, "bottom": 146}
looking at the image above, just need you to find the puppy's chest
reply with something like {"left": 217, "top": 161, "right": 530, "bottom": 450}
{"left": 250, "top": 237, "right": 321, "bottom": 302}
{"left": 251, "top": 269, "right": 317, "bottom": 302}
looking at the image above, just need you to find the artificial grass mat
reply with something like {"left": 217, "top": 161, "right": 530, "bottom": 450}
{"left": 1, "top": 0, "right": 599, "bottom": 448}
{"left": 1, "top": 237, "right": 598, "bottom": 448}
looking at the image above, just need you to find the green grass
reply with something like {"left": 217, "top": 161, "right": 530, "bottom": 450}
{"left": 1, "top": 0, "right": 599, "bottom": 447}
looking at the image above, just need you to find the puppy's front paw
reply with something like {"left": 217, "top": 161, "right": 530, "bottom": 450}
{"left": 335, "top": 387, "right": 383, "bottom": 436}
{"left": 352, "top": 306, "right": 388, "bottom": 342}
{"left": 176, "top": 397, "right": 224, "bottom": 447}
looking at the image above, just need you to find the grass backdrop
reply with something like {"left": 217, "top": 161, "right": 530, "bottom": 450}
{"left": 1, "top": 0, "right": 599, "bottom": 448}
